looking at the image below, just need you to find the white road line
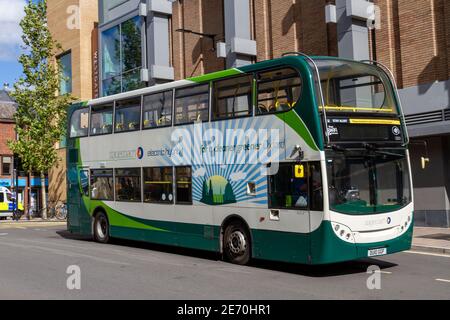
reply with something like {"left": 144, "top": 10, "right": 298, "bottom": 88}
{"left": 0, "top": 233, "right": 8, "bottom": 236}
{"left": 379, "top": 271, "right": 392, "bottom": 274}
{"left": 436, "top": 278, "right": 450, "bottom": 283}
{"left": 405, "top": 250, "right": 450, "bottom": 258}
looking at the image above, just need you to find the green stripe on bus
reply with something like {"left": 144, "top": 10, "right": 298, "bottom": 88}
{"left": 187, "top": 68, "right": 243, "bottom": 83}
{"left": 279, "top": 110, "right": 319, "bottom": 151}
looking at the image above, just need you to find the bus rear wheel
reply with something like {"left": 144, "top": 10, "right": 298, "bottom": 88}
{"left": 223, "top": 221, "right": 251, "bottom": 265}
{"left": 93, "top": 211, "right": 110, "bottom": 243}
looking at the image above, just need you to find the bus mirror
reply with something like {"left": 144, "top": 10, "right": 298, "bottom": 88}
{"left": 421, "top": 156, "right": 430, "bottom": 169}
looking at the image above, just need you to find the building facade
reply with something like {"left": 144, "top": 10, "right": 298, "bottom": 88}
{"left": 95, "top": 0, "right": 450, "bottom": 227}
{"left": 47, "top": 0, "right": 99, "bottom": 207}
{"left": 0, "top": 89, "right": 48, "bottom": 216}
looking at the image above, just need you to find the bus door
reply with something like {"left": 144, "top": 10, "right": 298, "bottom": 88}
{"left": 264, "top": 162, "right": 311, "bottom": 263}
{"left": 67, "top": 165, "right": 90, "bottom": 232}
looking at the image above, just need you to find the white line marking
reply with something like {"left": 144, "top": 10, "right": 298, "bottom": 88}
{"left": 436, "top": 278, "right": 450, "bottom": 283}
{"left": 405, "top": 250, "right": 450, "bottom": 258}
{"left": 379, "top": 271, "right": 392, "bottom": 274}
{"left": 0, "top": 233, "right": 8, "bottom": 236}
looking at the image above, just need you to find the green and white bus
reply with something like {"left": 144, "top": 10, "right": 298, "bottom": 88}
{"left": 67, "top": 54, "right": 413, "bottom": 265}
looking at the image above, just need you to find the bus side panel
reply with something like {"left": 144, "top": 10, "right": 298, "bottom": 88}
{"left": 251, "top": 229, "right": 310, "bottom": 264}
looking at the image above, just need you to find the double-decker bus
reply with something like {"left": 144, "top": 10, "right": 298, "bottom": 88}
{"left": 66, "top": 53, "right": 413, "bottom": 265}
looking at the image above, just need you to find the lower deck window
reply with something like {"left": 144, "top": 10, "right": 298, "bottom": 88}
{"left": 144, "top": 167, "right": 173, "bottom": 203}
{"left": 115, "top": 168, "right": 141, "bottom": 202}
{"left": 91, "top": 169, "right": 114, "bottom": 200}
{"left": 176, "top": 166, "right": 192, "bottom": 204}
{"left": 268, "top": 162, "right": 322, "bottom": 210}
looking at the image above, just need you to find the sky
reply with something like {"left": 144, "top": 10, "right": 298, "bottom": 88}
{"left": 0, "top": 0, "right": 27, "bottom": 89}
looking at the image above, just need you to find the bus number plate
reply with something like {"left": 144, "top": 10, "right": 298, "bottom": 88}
{"left": 368, "top": 248, "right": 387, "bottom": 257}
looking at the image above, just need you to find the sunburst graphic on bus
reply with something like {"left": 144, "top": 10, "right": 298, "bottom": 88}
{"left": 200, "top": 175, "right": 236, "bottom": 205}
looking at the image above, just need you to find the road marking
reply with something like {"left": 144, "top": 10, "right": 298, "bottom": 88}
{"left": 379, "top": 270, "right": 392, "bottom": 274}
{"left": 0, "top": 233, "right": 8, "bottom": 236}
{"left": 405, "top": 250, "right": 450, "bottom": 258}
{"left": 436, "top": 278, "right": 450, "bottom": 283}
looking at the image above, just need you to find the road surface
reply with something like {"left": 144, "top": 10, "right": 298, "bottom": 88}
{"left": 0, "top": 223, "right": 449, "bottom": 299}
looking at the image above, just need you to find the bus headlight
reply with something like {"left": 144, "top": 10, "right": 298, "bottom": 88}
{"left": 331, "top": 222, "right": 355, "bottom": 243}
{"left": 399, "top": 212, "right": 413, "bottom": 234}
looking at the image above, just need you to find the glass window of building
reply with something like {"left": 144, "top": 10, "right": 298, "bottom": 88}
{"left": 58, "top": 51, "right": 72, "bottom": 95}
{"left": 1, "top": 156, "right": 12, "bottom": 176}
{"left": 115, "top": 98, "right": 141, "bottom": 132}
{"left": 174, "top": 85, "right": 209, "bottom": 125}
{"left": 257, "top": 68, "right": 302, "bottom": 114}
{"left": 143, "top": 91, "right": 173, "bottom": 129}
{"left": 90, "top": 169, "right": 114, "bottom": 200}
{"left": 175, "top": 167, "right": 192, "bottom": 204}
{"left": 102, "top": 16, "right": 143, "bottom": 96}
{"left": 115, "top": 168, "right": 141, "bottom": 202}
{"left": 90, "top": 104, "right": 113, "bottom": 135}
{"left": 70, "top": 108, "right": 89, "bottom": 138}
{"left": 143, "top": 167, "right": 173, "bottom": 204}
{"left": 213, "top": 75, "right": 253, "bottom": 120}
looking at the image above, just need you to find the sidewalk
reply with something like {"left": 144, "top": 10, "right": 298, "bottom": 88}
{"left": 412, "top": 227, "right": 450, "bottom": 255}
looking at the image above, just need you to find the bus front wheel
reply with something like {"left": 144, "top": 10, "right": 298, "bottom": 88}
{"left": 93, "top": 211, "right": 110, "bottom": 243}
{"left": 223, "top": 221, "right": 251, "bottom": 265}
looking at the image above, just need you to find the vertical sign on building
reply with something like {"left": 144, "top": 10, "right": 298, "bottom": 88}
{"left": 92, "top": 23, "right": 100, "bottom": 99}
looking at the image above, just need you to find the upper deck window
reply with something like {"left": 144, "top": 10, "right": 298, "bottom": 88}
{"left": 70, "top": 108, "right": 89, "bottom": 138}
{"left": 315, "top": 59, "right": 397, "bottom": 114}
{"left": 143, "top": 91, "right": 173, "bottom": 129}
{"left": 174, "top": 84, "right": 209, "bottom": 125}
{"left": 115, "top": 98, "right": 141, "bottom": 132}
{"left": 90, "top": 104, "right": 113, "bottom": 136}
{"left": 257, "top": 68, "right": 301, "bottom": 115}
{"left": 213, "top": 75, "right": 253, "bottom": 120}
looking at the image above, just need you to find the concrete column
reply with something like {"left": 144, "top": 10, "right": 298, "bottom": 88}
{"left": 224, "top": 0, "right": 256, "bottom": 68}
{"left": 336, "top": 0, "right": 370, "bottom": 61}
{"left": 146, "top": 0, "right": 174, "bottom": 84}
{"left": 336, "top": 0, "right": 372, "bottom": 106}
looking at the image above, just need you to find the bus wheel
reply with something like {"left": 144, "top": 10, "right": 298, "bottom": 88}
{"left": 223, "top": 221, "right": 251, "bottom": 265}
{"left": 93, "top": 211, "right": 110, "bottom": 243}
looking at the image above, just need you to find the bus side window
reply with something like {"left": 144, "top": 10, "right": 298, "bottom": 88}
{"left": 0, "top": 193, "right": 4, "bottom": 203}
{"left": 174, "top": 84, "right": 209, "bottom": 125}
{"left": 115, "top": 98, "right": 141, "bottom": 132}
{"left": 90, "top": 169, "right": 114, "bottom": 200}
{"left": 115, "top": 168, "right": 142, "bottom": 202}
{"left": 212, "top": 75, "right": 253, "bottom": 120}
{"left": 90, "top": 104, "right": 113, "bottom": 136}
{"left": 143, "top": 167, "right": 173, "bottom": 204}
{"left": 268, "top": 163, "right": 308, "bottom": 209}
{"left": 175, "top": 166, "right": 192, "bottom": 204}
{"left": 69, "top": 108, "right": 89, "bottom": 138}
{"left": 143, "top": 91, "right": 173, "bottom": 129}
{"left": 256, "top": 68, "right": 302, "bottom": 115}
{"left": 309, "top": 162, "right": 323, "bottom": 211}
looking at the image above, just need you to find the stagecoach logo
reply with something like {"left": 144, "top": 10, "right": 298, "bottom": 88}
{"left": 136, "top": 147, "right": 144, "bottom": 160}
{"left": 327, "top": 125, "right": 339, "bottom": 136}
{"left": 392, "top": 126, "right": 401, "bottom": 136}
{"left": 387, "top": 217, "right": 392, "bottom": 225}
{"left": 109, "top": 150, "right": 135, "bottom": 160}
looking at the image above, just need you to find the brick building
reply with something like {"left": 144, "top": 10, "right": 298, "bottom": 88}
{"left": 47, "top": 0, "right": 99, "bottom": 207}
{"left": 0, "top": 90, "right": 16, "bottom": 187}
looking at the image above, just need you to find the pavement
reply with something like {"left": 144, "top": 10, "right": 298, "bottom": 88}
{"left": 0, "top": 223, "right": 449, "bottom": 299}
{"left": 412, "top": 227, "right": 450, "bottom": 255}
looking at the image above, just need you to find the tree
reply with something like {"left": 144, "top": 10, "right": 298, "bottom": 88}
{"left": 8, "top": 0, "right": 74, "bottom": 219}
